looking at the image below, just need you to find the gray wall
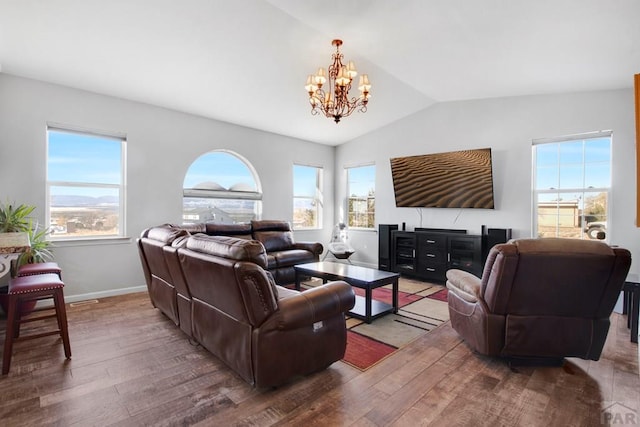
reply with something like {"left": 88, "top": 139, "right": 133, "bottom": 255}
{"left": 0, "top": 74, "right": 335, "bottom": 301}
{"left": 336, "top": 89, "right": 639, "bottom": 280}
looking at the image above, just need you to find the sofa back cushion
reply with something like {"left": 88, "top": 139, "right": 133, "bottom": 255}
{"left": 205, "top": 222, "right": 253, "bottom": 240}
{"left": 170, "top": 223, "right": 206, "bottom": 233}
{"left": 251, "top": 220, "right": 294, "bottom": 252}
{"left": 186, "top": 234, "right": 268, "bottom": 269}
{"left": 144, "top": 225, "right": 189, "bottom": 243}
{"left": 484, "top": 238, "right": 630, "bottom": 318}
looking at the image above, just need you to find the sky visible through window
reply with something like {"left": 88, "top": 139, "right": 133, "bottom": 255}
{"left": 184, "top": 152, "right": 256, "bottom": 190}
{"left": 348, "top": 164, "right": 375, "bottom": 196}
{"left": 48, "top": 130, "right": 122, "bottom": 198}
{"left": 535, "top": 137, "right": 610, "bottom": 207}
{"left": 293, "top": 165, "right": 318, "bottom": 197}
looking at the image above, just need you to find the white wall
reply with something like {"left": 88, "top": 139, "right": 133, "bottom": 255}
{"left": 0, "top": 74, "right": 335, "bottom": 301}
{"left": 336, "top": 89, "right": 639, "bottom": 279}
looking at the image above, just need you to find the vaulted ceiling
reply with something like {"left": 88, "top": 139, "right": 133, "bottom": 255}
{"left": 1, "top": 0, "right": 638, "bottom": 145}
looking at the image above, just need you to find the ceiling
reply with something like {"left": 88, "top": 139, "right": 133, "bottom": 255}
{"left": 1, "top": 0, "right": 638, "bottom": 145}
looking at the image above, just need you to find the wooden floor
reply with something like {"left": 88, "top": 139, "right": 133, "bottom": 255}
{"left": 0, "top": 292, "right": 638, "bottom": 426}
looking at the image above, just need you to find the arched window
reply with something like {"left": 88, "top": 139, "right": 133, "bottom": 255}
{"left": 182, "top": 150, "right": 262, "bottom": 224}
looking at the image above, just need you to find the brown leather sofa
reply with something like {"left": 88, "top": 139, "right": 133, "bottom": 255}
{"left": 446, "top": 238, "right": 631, "bottom": 363}
{"left": 171, "top": 220, "right": 323, "bottom": 285}
{"left": 137, "top": 226, "right": 192, "bottom": 336}
{"left": 138, "top": 227, "right": 355, "bottom": 387}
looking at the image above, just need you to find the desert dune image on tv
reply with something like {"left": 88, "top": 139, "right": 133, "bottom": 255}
{"left": 390, "top": 148, "right": 495, "bottom": 209}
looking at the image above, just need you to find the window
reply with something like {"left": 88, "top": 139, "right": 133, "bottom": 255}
{"left": 183, "top": 150, "right": 261, "bottom": 223}
{"left": 293, "top": 164, "right": 323, "bottom": 229}
{"left": 47, "top": 126, "right": 125, "bottom": 239}
{"left": 532, "top": 131, "right": 611, "bottom": 240}
{"left": 347, "top": 164, "right": 375, "bottom": 229}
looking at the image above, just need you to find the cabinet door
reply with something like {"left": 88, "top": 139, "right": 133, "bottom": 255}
{"left": 392, "top": 232, "right": 416, "bottom": 274}
{"left": 448, "top": 236, "right": 482, "bottom": 277}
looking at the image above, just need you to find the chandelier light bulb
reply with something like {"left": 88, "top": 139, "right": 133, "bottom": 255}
{"left": 304, "top": 39, "right": 371, "bottom": 123}
{"left": 358, "top": 74, "right": 371, "bottom": 92}
{"left": 315, "top": 68, "right": 327, "bottom": 86}
{"left": 346, "top": 61, "right": 357, "bottom": 79}
{"left": 305, "top": 75, "right": 318, "bottom": 94}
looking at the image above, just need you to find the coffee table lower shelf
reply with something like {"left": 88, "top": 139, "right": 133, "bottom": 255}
{"left": 294, "top": 261, "right": 399, "bottom": 324}
{"left": 349, "top": 295, "right": 394, "bottom": 323}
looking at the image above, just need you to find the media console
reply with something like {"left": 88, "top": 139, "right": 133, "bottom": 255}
{"left": 379, "top": 225, "right": 511, "bottom": 282}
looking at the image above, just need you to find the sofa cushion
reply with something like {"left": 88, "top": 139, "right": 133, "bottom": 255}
{"left": 145, "top": 226, "right": 189, "bottom": 243}
{"left": 170, "top": 223, "right": 205, "bottom": 233}
{"left": 205, "top": 222, "right": 253, "bottom": 239}
{"left": 186, "top": 234, "right": 268, "bottom": 269}
{"left": 272, "top": 249, "right": 316, "bottom": 268}
{"left": 253, "top": 230, "right": 295, "bottom": 252}
{"left": 251, "top": 220, "right": 291, "bottom": 232}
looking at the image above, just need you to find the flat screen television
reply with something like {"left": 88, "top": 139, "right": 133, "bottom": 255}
{"left": 390, "top": 148, "right": 495, "bottom": 209}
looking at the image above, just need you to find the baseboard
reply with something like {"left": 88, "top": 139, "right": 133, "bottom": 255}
{"left": 64, "top": 285, "right": 147, "bottom": 304}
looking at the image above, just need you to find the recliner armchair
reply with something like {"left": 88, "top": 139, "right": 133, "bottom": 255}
{"left": 446, "top": 238, "right": 631, "bottom": 362}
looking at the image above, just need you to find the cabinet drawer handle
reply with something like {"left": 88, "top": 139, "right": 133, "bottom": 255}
{"left": 426, "top": 267, "right": 436, "bottom": 272}
{"left": 426, "top": 240, "right": 436, "bottom": 244}
{"left": 426, "top": 254, "right": 436, "bottom": 257}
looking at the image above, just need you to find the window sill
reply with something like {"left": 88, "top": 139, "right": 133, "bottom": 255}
{"left": 49, "top": 236, "right": 132, "bottom": 247}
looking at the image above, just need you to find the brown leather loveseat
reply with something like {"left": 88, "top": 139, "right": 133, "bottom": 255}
{"left": 446, "top": 238, "right": 631, "bottom": 363}
{"left": 172, "top": 220, "right": 323, "bottom": 285}
{"left": 138, "top": 227, "right": 355, "bottom": 387}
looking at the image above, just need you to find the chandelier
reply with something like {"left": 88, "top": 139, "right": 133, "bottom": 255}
{"left": 304, "top": 39, "right": 371, "bottom": 123}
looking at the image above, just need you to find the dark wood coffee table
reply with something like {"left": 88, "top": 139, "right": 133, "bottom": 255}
{"left": 294, "top": 261, "right": 400, "bottom": 323}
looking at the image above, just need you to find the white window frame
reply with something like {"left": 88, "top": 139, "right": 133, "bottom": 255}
{"left": 46, "top": 125, "right": 127, "bottom": 241}
{"left": 532, "top": 130, "right": 612, "bottom": 241}
{"left": 346, "top": 163, "right": 376, "bottom": 230}
{"left": 292, "top": 164, "right": 323, "bottom": 230}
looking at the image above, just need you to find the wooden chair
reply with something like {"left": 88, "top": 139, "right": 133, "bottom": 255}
{"left": 2, "top": 273, "right": 71, "bottom": 374}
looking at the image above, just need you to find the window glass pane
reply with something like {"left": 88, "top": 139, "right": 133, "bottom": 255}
{"left": 533, "top": 134, "right": 611, "bottom": 241}
{"left": 293, "top": 165, "right": 322, "bottom": 229}
{"left": 536, "top": 165, "right": 558, "bottom": 189}
{"left": 184, "top": 152, "right": 256, "bottom": 191}
{"left": 49, "top": 185, "right": 120, "bottom": 237}
{"left": 183, "top": 197, "right": 259, "bottom": 223}
{"left": 347, "top": 165, "right": 375, "bottom": 228}
{"left": 348, "top": 165, "right": 375, "bottom": 197}
{"left": 584, "top": 138, "right": 611, "bottom": 163}
{"left": 535, "top": 143, "right": 558, "bottom": 167}
{"left": 293, "top": 165, "right": 317, "bottom": 198}
{"left": 48, "top": 131, "right": 122, "bottom": 184}
{"left": 558, "top": 141, "right": 583, "bottom": 165}
{"left": 584, "top": 163, "right": 610, "bottom": 188}
{"left": 558, "top": 165, "right": 583, "bottom": 189}
{"left": 293, "top": 198, "right": 317, "bottom": 229}
{"left": 183, "top": 151, "right": 261, "bottom": 224}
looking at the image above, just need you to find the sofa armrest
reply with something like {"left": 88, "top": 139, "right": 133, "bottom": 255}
{"left": 293, "top": 241, "right": 324, "bottom": 256}
{"left": 446, "top": 269, "right": 482, "bottom": 303}
{"left": 274, "top": 281, "right": 355, "bottom": 330}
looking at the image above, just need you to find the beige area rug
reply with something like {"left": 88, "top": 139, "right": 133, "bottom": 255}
{"left": 301, "top": 276, "right": 450, "bottom": 370}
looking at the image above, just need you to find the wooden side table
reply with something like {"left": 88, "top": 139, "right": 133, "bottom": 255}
{"left": 622, "top": 281, "right": 640, "bottom": 343}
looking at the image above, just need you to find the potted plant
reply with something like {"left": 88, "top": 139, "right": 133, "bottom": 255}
{"left": 0, "top": 202, "right": 34, "bottom": 233}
